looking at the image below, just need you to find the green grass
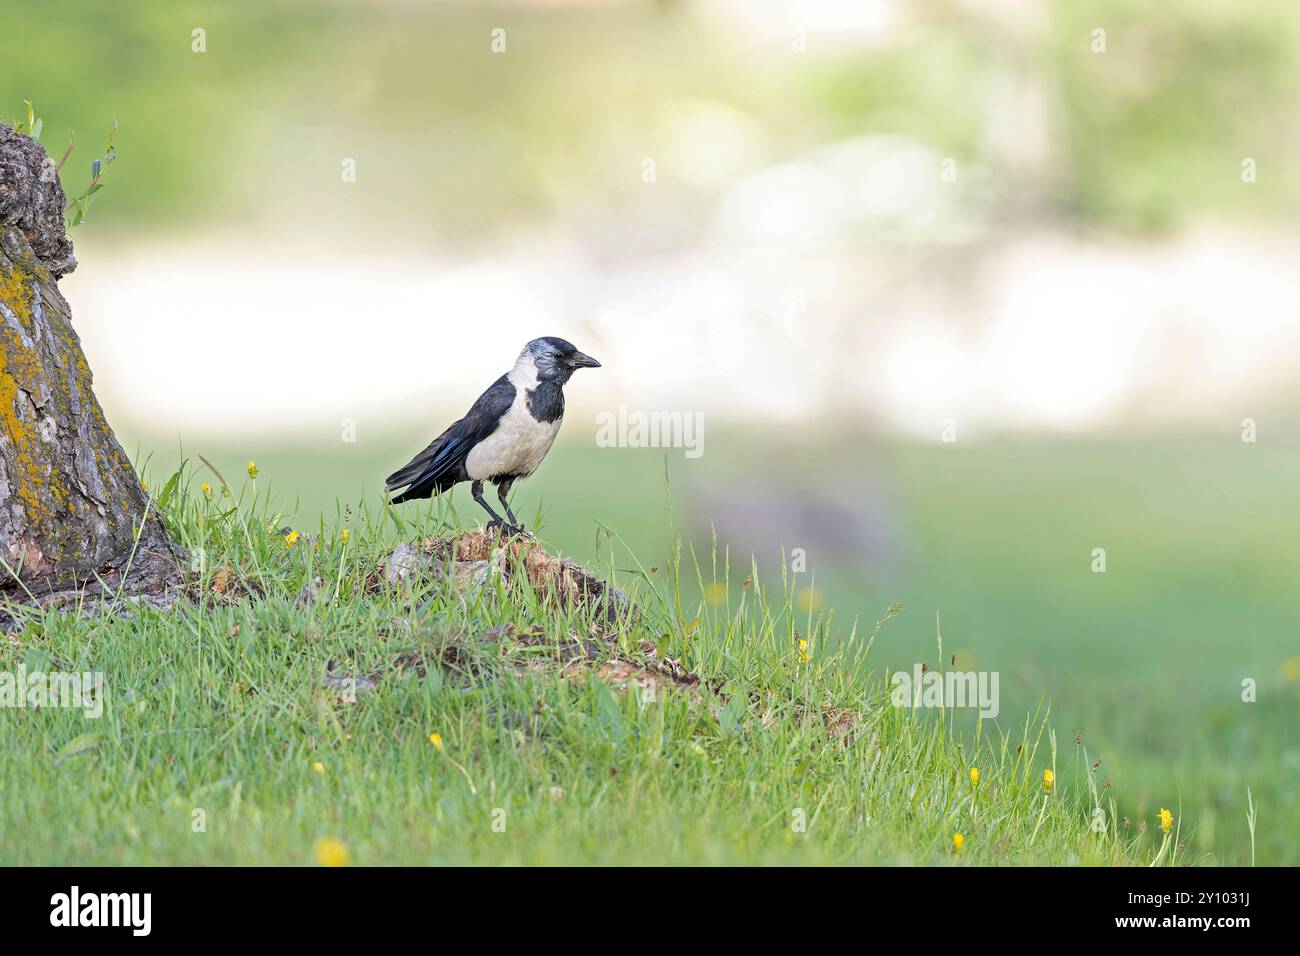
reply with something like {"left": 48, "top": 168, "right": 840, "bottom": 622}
{"left": 0, "top": 460, "right": 1175, "bottom": 865}
{"left": 87, "top": 426, "right": 1295, "bottom": 866}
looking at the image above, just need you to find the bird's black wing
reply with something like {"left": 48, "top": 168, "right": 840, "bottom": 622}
{"left": 385, "top": 374, "right": 516, "bottom": 502}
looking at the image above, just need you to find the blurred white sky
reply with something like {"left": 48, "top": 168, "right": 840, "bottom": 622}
{"left": 47, "top": 0, "right": 1300, "bottom": 441}
{"left": 66, "top": 214, "right": 1300, "bottom": 441}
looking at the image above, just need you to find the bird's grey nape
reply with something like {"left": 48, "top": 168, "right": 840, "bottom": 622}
{"left": 524, "top": 339, "right": 562, "bottom": 378}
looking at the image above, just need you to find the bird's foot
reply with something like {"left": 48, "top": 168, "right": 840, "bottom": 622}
{"left": 487, "top": 519, "right": 528, "bottom": 538}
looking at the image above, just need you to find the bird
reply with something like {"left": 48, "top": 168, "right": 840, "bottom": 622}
{"left": 384, "top": 336, "right": 601, "bottom": 534}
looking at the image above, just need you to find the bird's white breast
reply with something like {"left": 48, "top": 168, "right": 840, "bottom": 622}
{"left": 464, "top": 357, "right": 562, "bottom": 481}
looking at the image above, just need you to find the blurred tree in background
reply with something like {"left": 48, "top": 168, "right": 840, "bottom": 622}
{"left": 2, "top": 0, "right": 1295, "bottom": 239}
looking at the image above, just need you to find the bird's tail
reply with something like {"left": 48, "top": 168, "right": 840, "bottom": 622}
{"left": 384, "top": 422, "right": 458, "bottom": 502}
{"left": 387, "top": 484, "right": 428, "bottom": 505}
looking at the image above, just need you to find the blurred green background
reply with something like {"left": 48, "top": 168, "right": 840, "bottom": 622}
{"left": 5, "top": 0, "right": 1300, "bottom": 864}
{"left": 8, "top": 0, "right": 1300, "bottom": 230}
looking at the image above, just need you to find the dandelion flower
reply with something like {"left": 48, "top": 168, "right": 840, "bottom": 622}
{"left": 1158, "top": 808, "right": 1173, "bottom": 832}
{"left": 969, "top": 767, "right": 979, "bottom": 786}
{"left": 283, "top": 530, "right": 300, "bottom": 548}
{"left": 428, "top": 733, "right": 444, "bottom": 752}
{"left": 340, "top": 529, "right": 350, "bottom": 543}
{"left": 312, "top": 761, "right": 325, "bottom": 775}
{"left": 952, "top": 832, "right": 964, "bottom": 850}
{"left": 314, "top": 837, "right": 350, "bottom": 867}
{"left": 201, "top": 482, "right": 212, "bottom": 500}
{"left": 798, "top": 639, "right": 809, "bottom": 663}
{"left": 247, "top": 460, "right": 258, "bottom": 479}
{"left": 1043, "top": 769, "right": 1055, "bottom": 792}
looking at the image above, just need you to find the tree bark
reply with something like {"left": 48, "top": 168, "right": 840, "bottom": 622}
{"left": 0, "top": 124, "right": 181, "bottom": 624}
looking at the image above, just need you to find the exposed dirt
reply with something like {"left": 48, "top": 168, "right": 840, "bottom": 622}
{"left": 374, "top": 530, "right": 638, "bottom": 630}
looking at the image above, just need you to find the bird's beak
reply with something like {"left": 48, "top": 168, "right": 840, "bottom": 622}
{"left": 570, "top": 352, "right": 601, "bottom": 369}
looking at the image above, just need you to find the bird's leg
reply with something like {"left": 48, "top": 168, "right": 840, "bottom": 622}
{"left": 495, "top": 479, "right": 524, "bottom": 535}
{"left": 471, "top": 480, "right": 506, "bottom": 533}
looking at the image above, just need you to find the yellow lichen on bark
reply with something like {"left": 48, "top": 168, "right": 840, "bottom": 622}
{"left": 0, "top": 256, "right": 64, "bottom": 534}
{"left": 0, "top": 255, "right": 35, "bottom": 328}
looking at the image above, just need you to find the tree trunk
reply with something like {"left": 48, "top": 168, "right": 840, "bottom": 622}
{"left": 0, "top": 124, "right": 181, "bottom": 624}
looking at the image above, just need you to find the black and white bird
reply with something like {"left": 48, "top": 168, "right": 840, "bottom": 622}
{"left": 384, "top": 336, "right": 601, "bottom": 533}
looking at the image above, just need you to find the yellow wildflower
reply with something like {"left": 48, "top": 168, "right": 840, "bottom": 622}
{"left": 314, "top": 837, "right": 350, "bottom": 867}
{"left": 340, "top": 529, "right": 350, "bottom": 543}
{"left": 796, "top": 587, "right": 822, "bottom": 612}
{"left": 312, "top": 761, "right": 324, "bottom": 775}
{"left": 284, "top": 530, "right": 300, "bottom": 548}
{"left": 247, "top": 460, "right": 258, "bottom": 479}
{"left": 201, "top": 482, "right": 212, "bottom": 500}
{"left": 799, "top": 639, "right": 809, "bottom": 663}
{"left": 969, "top": 767, "right": 979, "bottom": 786}
{"left": 1043, "top": 769, "right": 1055, "bottom": 792}
{"left": 1158, "top": 808, "right": 1173, "bottom": 832}
{"left": 428, "top": 733, "right": 444, "bottom": 752}
{"left": 952, "top": 832, "right": 964, "bottom": 850}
